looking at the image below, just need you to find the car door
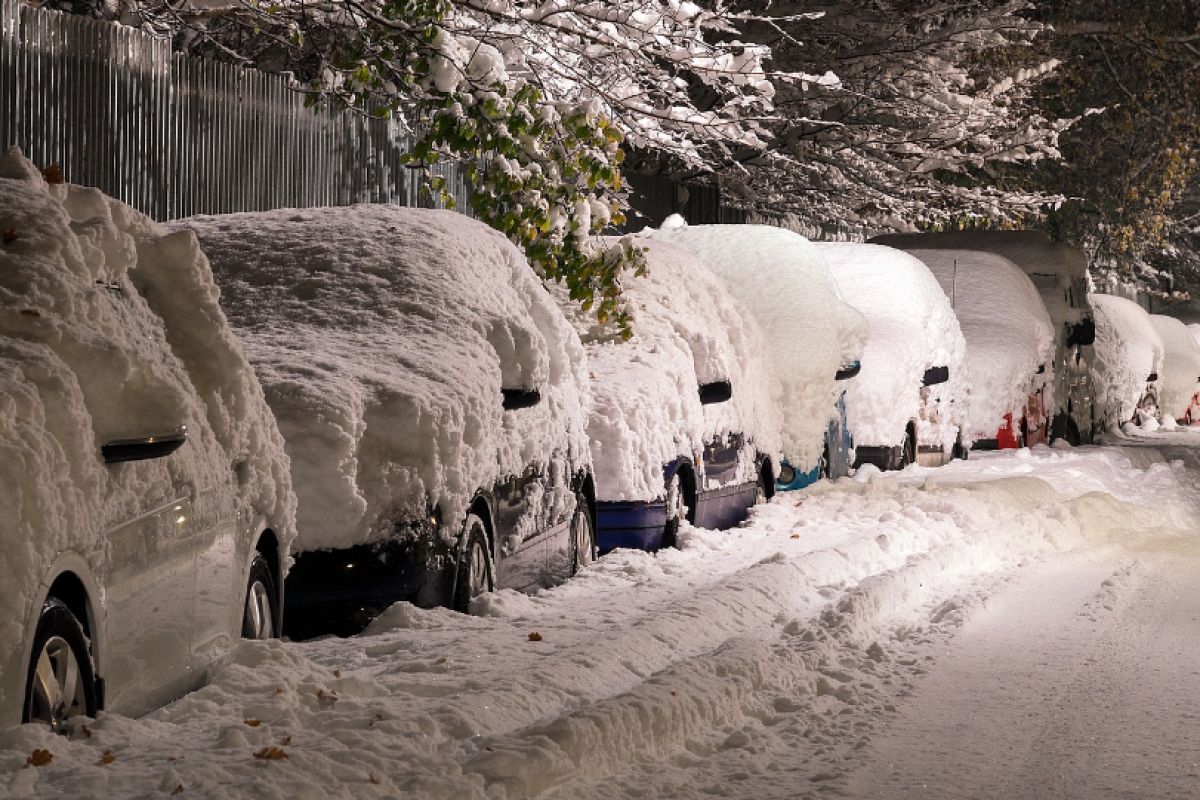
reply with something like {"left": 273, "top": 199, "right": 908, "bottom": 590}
{"left": 188, "top": 474, "right": 242, "bottom": 670}
{"left": 492, "top": 464, "right": 550, "bottom": 591}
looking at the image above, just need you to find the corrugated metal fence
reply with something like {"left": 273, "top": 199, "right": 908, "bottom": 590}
{"left": 0, "top": 0, "right": 470, "bottom": 221}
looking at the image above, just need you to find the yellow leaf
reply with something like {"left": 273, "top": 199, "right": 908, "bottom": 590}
{"left": 26, "top": 749, "right": 53, "bottom": 767}
{"left": 528, "top": 632, "right": 543, "bottom": 642}
{"left": 253, "top": 746, "right": 289, "bottom": 761}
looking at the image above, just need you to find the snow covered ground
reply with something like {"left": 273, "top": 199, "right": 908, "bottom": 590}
{"left": 4, "top": 433, "right": 1200, "bottom": 799}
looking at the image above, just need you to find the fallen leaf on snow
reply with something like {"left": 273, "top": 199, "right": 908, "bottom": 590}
{"left": 279, "top": 736, "right": 292, "bottom": 746}
{"left": 97, "top": 751, "right": 115, "bottom": 766}
{"left": 528, "top": 632, "right": 543, "bottom": 642}
{"left": 243, "top": 719, "right": 262, "bottom": 727}
{"left": 171, "top": 784, "right": 185, "bottom": 795}
{"left": 791, "top": 533, "right": 801, "bottom": 539}
{"left": 253, "top": 746, "right": 289, "bottom": 761}
{"left": 317, "top": 688, "right": 338, "bottom": 706}
{"left": 26, "top": 749, "right": 53, "bottom": 767}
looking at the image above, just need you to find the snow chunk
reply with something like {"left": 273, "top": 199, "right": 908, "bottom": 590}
{"left": 1091, "top": 295, "right": 1163, "bottom": 428}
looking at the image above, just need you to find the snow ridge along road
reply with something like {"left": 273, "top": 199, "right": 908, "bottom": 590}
{"left": 2, "top": 440, "right": 1198, "bottom": 799}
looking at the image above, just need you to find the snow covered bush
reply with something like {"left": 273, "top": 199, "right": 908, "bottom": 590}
{"left": 1149, "top": 314, "right": 1200, "bottom": 423}
{"left": 816, "top": 242, "right": 968, "bottom": 458}
{"left": 1091, "top": 295, "right": 1164, "bottom": 430}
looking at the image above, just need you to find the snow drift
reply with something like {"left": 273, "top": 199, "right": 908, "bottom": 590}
{"left": 171, "top": 206, "right": 591, "bottom": 552}
{"left": 1148, "top": 315, "right": 1200, "bottom": 422}
{"left": 1091, "top": 295, "right": 1164, "bottom": 429}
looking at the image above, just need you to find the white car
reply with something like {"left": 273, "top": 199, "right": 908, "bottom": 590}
{"left": 0, "top": 151, "right": 296, "bottom": 731}
{"left": 1092, "top": 295, "right": 1164, "bottom": 430}
{"left": 559, "top": 238, "right": 783, "bottom": 552}
{"left": 817, "top": 242, "right": 969, "bottom": 468}
{"left": 175, "top": 206, "right": 595, "bottom": 638}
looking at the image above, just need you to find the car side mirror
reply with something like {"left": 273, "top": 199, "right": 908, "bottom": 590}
{"left": 1066, "top": 318, "right": 1096, "bottom": 346}
{"left": 835, "top": 361, "right": 861, "bottom": 381}
{"left": 698, "top": 381, "right": 733, "bottom": 405}
{"left": 922, "top": 365, "right": 950, "bottom": 386}
{"left": 101, "top": 426, "right": 187, "bottom": 464}
{"left": 502, "top": 388, "right": 542, "bottom": 411}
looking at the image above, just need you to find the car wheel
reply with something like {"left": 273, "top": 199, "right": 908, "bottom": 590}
{"left": 570, "top": 494, "right": 596, "bottom": 575}
{"left": 662, "top": 472, "right": 687, "bottom": 549}
{"left": 23, "top": 599, "right": 97, "bottom": 733}
{"left": 242, "top": 553, "right": 279, "bottom": 640}
{"left": 819, "top": 441, "right": 831, "bottom": 479}
{"left": 454, "top": 513, "right": 493, "bottom": 613}
{"left": 898, "top": 427, "right": 916, "bottom": 469}
{"left": 952, "top": 432, "right": 969, "bottom": 461}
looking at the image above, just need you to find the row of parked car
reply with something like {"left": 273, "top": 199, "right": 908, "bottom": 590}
{"left": 4, "top": 149, "right": 1197, "bottom": 732}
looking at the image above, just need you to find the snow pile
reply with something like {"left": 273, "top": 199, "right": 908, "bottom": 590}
{"left": 556, "top": 238, "right": 782, "bottom": 502}
{"left": 1091, "top": 295, "right": 1163, "bottom": 429}
{"left": 0, "top": 149, "right": 295, "bottom": 710}
{"left": 643, "top": 221, "right": 867, "bottom": 468}
{"left": 903, "top": 249, "right": 1055, "bottom": 439}
{"left": 171, "top": 206, "right": 591, "bottom": 552}
{"left": 817, "top": 242, "right": 968, "bottom": 452}
{"left": 1149, "top": 314, "right": 1200, "bottom": 421}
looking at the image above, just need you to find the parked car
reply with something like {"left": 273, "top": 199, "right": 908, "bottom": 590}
{"left": 874, "top": 231, "right": 1098, "bottom": 444}
{"left": 0, "top": 151, "right": 295, "bottom": 731}
{"left": 645, "top": 220, "right": 867, "bottom": 489}
{"left": 175, "top": 205, "right": 595, "bottom": 639}
{"left": 1147, "top": 314, "right": 1200, "bottom": 425}
{"left": 1091, "top": 295, "right": 1164, "bottom": 430}
{"left": 817, "top": 242, "right": 969, "bottom": 469}
{"left": 899, "top": 248, "right": 1056, "bottom": 449}
{"left": 556, "top": 238, "right": 783, "bottom": 552}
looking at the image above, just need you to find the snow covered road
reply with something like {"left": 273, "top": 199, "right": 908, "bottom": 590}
{"left": 3, "top": 436, "right": 1200, "bottom": 799}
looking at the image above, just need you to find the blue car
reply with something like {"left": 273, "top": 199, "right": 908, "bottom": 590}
{"left": 775, "top": 366, "right": 857, "bottom": 491}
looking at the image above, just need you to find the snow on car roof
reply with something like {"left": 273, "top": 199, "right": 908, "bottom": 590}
{"left": 817, "top": 242, "right": 968, "bottom": 451}
{"left": 643, "top": 220, "right": 867, "bottom": 469}
{"left": 172, "top": 205, "right": 591, "bottom": 552}
{"left": 903, "top": 248, "right": 1056, "bottom": 439}
{"left": 0, "top": 149, "right": 295, "bottom": 659}
{"left": 1149, "top": 315, "right": 1200, "bottom": 421}
{"left": 557, "top": 238, "right": 783, "bottom": 502}
{"left": 1092, "top": 295, "right": 1164, "bottom": 428}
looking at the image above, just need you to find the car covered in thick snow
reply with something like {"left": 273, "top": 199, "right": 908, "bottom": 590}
{"left": 874, "top": 230, "right": 1098, "bottom": 444}
{"left": 1091, "top": 295, "right": 1164, "bottom": 430}
{"left": 1148, "top": 314, "right": 1200, "bottom": 426}
{"left": 0, "top": 150, "right": 296, "bottom": 730}
{"left": 645, "top": 220, "right": 867, "bottom": 489}
{"left": 816, "top": 242, "right": 969, "bottom": 469}
{"left": 900, "top": 248, "right": 1056, "bottom": 449}
{"left": 558, "top": 238, "right": 783, "bottom": 552}
{"left": 174, "top": 206, "right": 595, "bottom": 638}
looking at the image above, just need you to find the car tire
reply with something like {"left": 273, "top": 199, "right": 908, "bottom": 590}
{"left": 662, "top": 472, "right": 687, "bottom": 549}
{"left": 570, "top": 494, "right": 596, "bottom": 575}
{"left": 952, "top": 432, "right": 969, "bottom": 461}
{"left": 23, "top": 598, "right": 97, "bottom": 733}
{"left": 819, "top": 441, "right": 831, "bottom": 480}
{"left": 454, "top": 513, "right": 493, "bottom": 613}
{"left": 898, "top": 427, "right": 916, "bottom": 469}
{"left": 242, "top": 553, "right": 279, "bottom": 640}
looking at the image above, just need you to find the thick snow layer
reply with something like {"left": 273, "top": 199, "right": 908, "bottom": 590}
{"left": 903, "top": 249, "right": 1055, "bottom": 439}
{"left": 1148, "top": 315, "right": 1200, "bottom": 421}
{"left": 4, "top": 440, "right": 1199, "bottom": 798}
{"left": 171, "top": 206, "right": 591, "bottom": 552}
{"left": 1091, "top": 295, "right": 1164, "bottom": 428}
{"left": 557, "top": 239, "right": 782, "bottom": 502}
{"left": 0, "top": 150, "right": 295, "bottom": 698}
{"left": 643, "top": 221, "right": 867, "bottom": 468}
{"left": 817, "top": 243, "right": 968, "bottom": 452}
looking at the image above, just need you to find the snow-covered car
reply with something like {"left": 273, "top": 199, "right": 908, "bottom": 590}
{"left": 817, "top": 242, "right": 969, "bottom": 469}
{"left": 559, "top": 238, "right": 783, "bottom": 552}
{"left": 874, "top": 231, "right": 1098, "bottom": 444}
{"left": 174, "top": 206, "right": 595, "bottom": 638}
{"left": 1091, "top": 295, "right": 1164, "bottom": 430}
{"left": 1148, "top": 314, "right": 1200, "bottom": 426}
{"left": 645, "top": 220, "right": 867, "bottom": 490}
{"left": 900, "top": 248, "right": 1056, "bottom": 449}
{"left": 0, "top": 151, "right": 296, "bottom": 731}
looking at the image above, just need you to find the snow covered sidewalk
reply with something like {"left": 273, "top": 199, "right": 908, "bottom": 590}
{"left": 3, "top": 439, "right": 1199, "bottom": 799}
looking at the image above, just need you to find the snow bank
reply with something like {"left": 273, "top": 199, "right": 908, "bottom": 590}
{"left": 902, "top": 249, "right": 1055, "bottom": 439}
{"left": 0, "top": 149, "right": 295, "bottom": 700}
{"left": 171, "top": 206, "right": 591, "bottom": 552}
{"left": 1148, "top": 315, "right": 1200, "bottom": 421}
{"left": 643, "top": 221, "right": 867, "bottom": 468}
{"left": 1091, "top": 295, "right": 1164, "bottom": 428}
{"left": 817, "top": 243, "right": 968, "bottom": 451}
{"left": 556, "top": 239, "right": 782, "bottom": 502}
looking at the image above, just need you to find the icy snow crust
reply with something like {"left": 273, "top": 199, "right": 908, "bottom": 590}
{"left": 1148, "top": 315, "right": 1200, "bottom": 421}
{"left": 560, "top": 239, "right": 782, "bottom": 502}
{"left": 1091, "top": 294, "right": 1164, "bottom": 428}
{"left": 0, "top": 151, "right": 295, "bottom": 700}
{"left": 171, "top": 206, "right": 591, "bottom": 552}
{"left": 904, "top": 249, "right": 1055, "bottom": 440}
{"left": 644, "top": 223, "right": 867, "bottom": 469}
{"left": 817, "top": 243, "right": 968, "bottom": 451}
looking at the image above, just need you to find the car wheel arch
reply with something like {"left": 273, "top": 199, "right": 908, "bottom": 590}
{"left": 670, "top": 460, "right": 698, "bottom": 523}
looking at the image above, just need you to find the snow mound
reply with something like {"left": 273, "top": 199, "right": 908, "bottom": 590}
{"left": 171, "top": 206, "right": 591, "bottom": 552}
{"left": 1148, "top": 314, "right": 1200, "bottom": 421}
{"left": 1091, "top": 295, "right": 1163, "bottom": 428}
{"left": 817, "top": 242, "right": 968, "bottom": 451}
{"left": 0, "top": 149, "right": 295, "bottom": 698}
{"left": 902, "top": 249, "right": 1055, "bottom": 440}
{"left": 556, "top": 238, "right": 783, "bottom": 501}
{"left": 643, "top": 222, "right": 867, "bottom": 469}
